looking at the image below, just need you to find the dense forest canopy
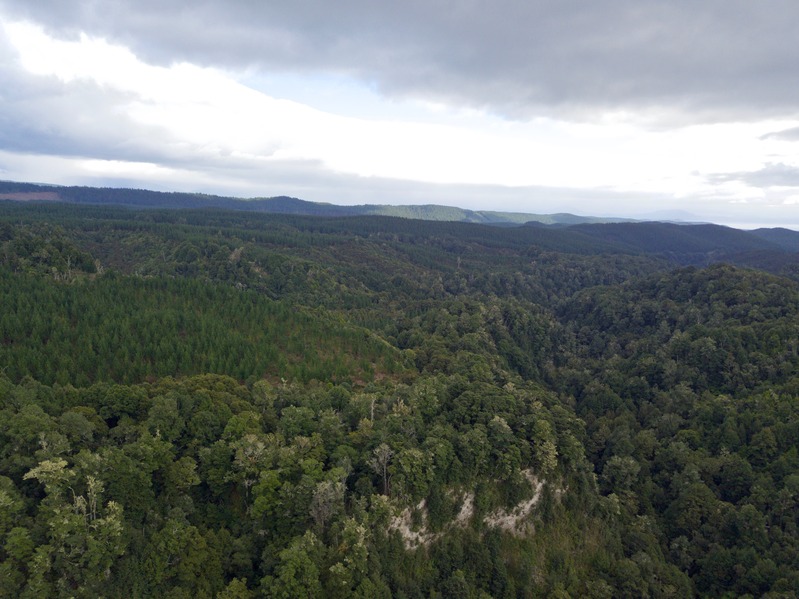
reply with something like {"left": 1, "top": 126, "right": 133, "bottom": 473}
{"left": 1, "top": 197, "right": 799, "bottom": 597}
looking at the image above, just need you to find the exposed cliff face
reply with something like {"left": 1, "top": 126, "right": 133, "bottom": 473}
{"left": 390, "top": 470, "right": 549, "bottom": 549}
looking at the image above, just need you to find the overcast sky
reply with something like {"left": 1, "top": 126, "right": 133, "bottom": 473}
{"left": 2, "top": 1, "right": 799, "bottom": 227}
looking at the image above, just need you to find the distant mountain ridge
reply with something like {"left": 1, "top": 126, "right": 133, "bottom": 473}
{"left": 749, "top": 227, "right": 799, "bottom": 252}
{"left": 0, "top": 181, "right": 631, "bottom": 225}
{"left": 1, "top": 180, "right": 799, "bottom": 278}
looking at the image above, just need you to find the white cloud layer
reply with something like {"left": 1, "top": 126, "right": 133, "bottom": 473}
{"left": 1, "top": 2, "right": 799, "bottom": 226}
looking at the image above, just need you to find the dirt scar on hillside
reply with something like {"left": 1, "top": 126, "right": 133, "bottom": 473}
{"left": 391, "top": 470, "right": 545, "bottom": 549}
{"left": 0, "top": 192, "right": 61, "bottom": 201}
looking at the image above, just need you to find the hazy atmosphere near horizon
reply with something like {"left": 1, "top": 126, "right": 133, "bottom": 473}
{"left": 2, "top": 1, "right": 799, "bottom": 228}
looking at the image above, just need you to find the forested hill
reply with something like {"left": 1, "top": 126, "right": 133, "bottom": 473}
{"left": 564, "top": 221, "right": 799, "bottom": 277}
{"left": 2, "top": 199, "right": 799, "bottom": 597}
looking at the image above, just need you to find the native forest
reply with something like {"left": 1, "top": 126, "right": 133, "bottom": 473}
{"left": 2, "top": 183, "right": 799, "bottom": 598}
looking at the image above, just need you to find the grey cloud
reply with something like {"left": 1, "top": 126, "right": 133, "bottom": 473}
{"left": 0, "top": 26, "right": 174, "bottom": 166}
{"left": 762, "top": 127, "right": 799, "bottom": 142}
{"left": 0, "top": 78, "right": 143, "bottom": 160}
{"left": 2, "top": 0, "right": 799, "bottom": 122}
{"left": 0, "top": 40, "right": 259, "bottom": 173}
{"left": 709, "top": 163, "right": 799, "bottom": 188}
{"left": 0, "top": 25, "right": 352, "bottom": 197}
